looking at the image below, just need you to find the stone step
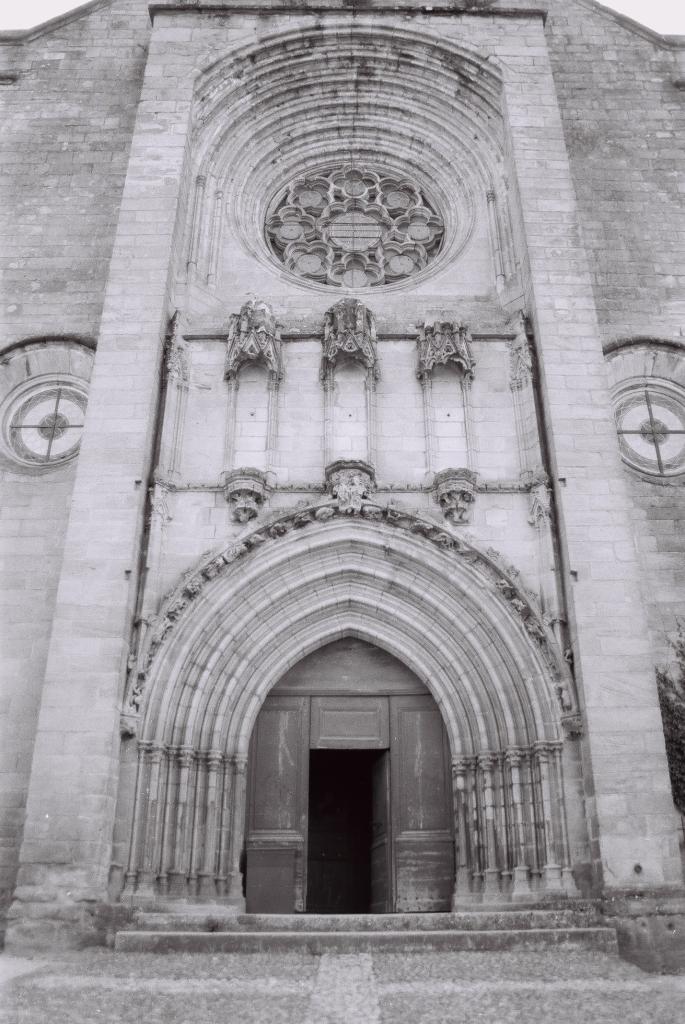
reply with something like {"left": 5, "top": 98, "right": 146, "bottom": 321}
{"left": 131, "top": 908, "right": 603, "bottom": 933}
{"left": 115, "top": 926, "right": 618, "bottom": 955}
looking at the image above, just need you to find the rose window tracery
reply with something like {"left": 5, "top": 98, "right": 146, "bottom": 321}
{"left": 266, "top": 165, "right": 445, "bottom": 288}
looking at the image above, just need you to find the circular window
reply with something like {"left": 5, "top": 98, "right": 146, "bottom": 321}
{"left": 614, "top": 380, "right": 685, "bottom": 478}
{"left": 3, "top": 378, "right": 87, "bottom": 468}
{"left": 265, "top": 164, "right": 444, "bottom": 288}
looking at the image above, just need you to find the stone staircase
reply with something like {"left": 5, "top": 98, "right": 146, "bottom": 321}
{"left": 115, "top": 903, "right": 618, "bottom": 954}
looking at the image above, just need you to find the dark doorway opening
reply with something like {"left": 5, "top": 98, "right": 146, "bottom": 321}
{"left": 307, "top": 749, "right": 384, "bottom": 913}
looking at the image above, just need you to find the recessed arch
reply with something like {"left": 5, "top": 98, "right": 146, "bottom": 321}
{"left": 182, "top": 22, "right": 507, "bottom": 293}
{"left": 120, "top": 510, "right": 581, "bottom": 908}
{"left": 139, "top": 512, "right": 566, "bottom": 757}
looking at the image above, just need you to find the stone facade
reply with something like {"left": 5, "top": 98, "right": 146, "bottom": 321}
{"left": 0, "top": 0, "right": 683, "bottom": 969}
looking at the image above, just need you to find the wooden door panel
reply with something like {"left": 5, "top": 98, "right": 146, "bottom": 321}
{"left": 248, "top": 696, "right": 308, "bottom": 833}
{"left": 392, "top": 700, "right": 451, "bottom": 831}
{"left": 394, "top": 835, "right": 454, "bottom": 912}
{"left": 246, "top": 696, "right": 309, "bottom": 912}
{"left": 370, "top": 751, "right": 391, "bottom": 913}
{"left": 311, "top": 696, "right": 389, "bottom": 748}
{"left": 390, "top": 695, "right": 453, "bottom": 912}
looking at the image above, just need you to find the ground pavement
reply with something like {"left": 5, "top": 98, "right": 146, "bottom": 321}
{"left": 2, "top": 947, "right": 685, "bottom": 1023}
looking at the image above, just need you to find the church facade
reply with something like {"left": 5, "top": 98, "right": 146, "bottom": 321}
{"left": 1, "top": 0, "right": 684, "bottom": 968}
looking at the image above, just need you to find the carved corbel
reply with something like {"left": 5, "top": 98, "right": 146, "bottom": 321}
{"left": 433, "top": 467, "right": 478, "bottom": 524}
{"left": 561, "top": 712, "right": 584, "bottom": 740}
{"left": 417, "top": 320, "right": 474, "bottom": 381}
{"left": 325, "top": 459, "right": 376, "bottom": 515}
{"left": 321, "top": 299, "right": 378, "bottom": 382}
{"left": 220, "top": 467, "right": 272, "bottom": 522}
{"left": 225, "top": 299, "right": 283, "bottom": 383}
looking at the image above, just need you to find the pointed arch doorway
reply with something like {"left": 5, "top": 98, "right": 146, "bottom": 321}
{"left": 245, "top": 638, "right": 454, "bottom": 914}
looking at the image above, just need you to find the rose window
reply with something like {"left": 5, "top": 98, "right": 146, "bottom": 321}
{"left": 614, "top": 381, "right": 685, "bottom": 477}
{"left": 266, "top": 165, "right": 444, "bottom": 288}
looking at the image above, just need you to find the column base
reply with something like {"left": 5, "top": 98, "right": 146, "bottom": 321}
{"left": 510, "top": 865, "right": 532, "bottom": 901}
{"left": 481, "top": 868, "right": 502, "bottom": 901}
{"left": 542, "top": 863, "right": 565, "bottom": 894}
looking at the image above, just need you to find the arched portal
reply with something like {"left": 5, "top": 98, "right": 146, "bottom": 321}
{"left": 245, "top": 638, "right": 454, "bottom": 914}
{"left": 119, "top": 512, "right": 583, "bottom": 910}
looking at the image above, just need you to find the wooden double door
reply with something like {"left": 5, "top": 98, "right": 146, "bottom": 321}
{"left": 245, "top": 683, "right": 454, "bottom": 914}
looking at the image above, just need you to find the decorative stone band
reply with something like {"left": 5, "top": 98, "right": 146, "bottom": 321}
{"left": 122, "top": 497, "right": 575, "bottom": 730}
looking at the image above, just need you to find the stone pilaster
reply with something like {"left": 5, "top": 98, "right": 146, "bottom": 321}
{"left": 500, "top": 18, "right": 682, "bottom": 890}
{"left": 5, "top": 29, "right": 197, "bottom": 950}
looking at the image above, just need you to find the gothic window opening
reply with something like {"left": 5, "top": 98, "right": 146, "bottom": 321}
{"left": 614, "top": 380, "right": 685, "bottom": 478}
{"left": 1, "top": 356, "right": 91, "bottom": 472}
{"left": 266, "top": 164, "right": 444, "bottom": 288}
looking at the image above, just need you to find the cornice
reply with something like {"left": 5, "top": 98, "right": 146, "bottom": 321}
{"left": 147, "top": 4, "right": 549, "bottom": 24}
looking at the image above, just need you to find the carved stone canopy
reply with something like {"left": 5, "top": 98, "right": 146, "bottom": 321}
{"left": 417, "top": 320, "right": 474, "bottom": 381}
{"left": 225, "top": 299, "right": 283, "bottom": 382}
{"left": 432, "top": 467, "right": 478, "bottom": 524}
{"left": 325, "top": 459, "right": 376, "bottom": 514}
{"left": 322, "top": 299, "right": 378, "bottom": 380}
{"left": 219, "top": 467, "right": 271, "bottom": 522}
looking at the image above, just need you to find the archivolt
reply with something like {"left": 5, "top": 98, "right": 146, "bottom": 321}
{"left": 184, "top": 21, "right": 506, "bottom": 290}
{"left": 136, "top": 505, "right": 569, "bottom": 759}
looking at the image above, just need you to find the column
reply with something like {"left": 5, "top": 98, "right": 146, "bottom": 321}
{"left": 505, "top": 747, "right": 532, "bottom": 901}
{"left": 227, "top": 755, "right": 248, "bottom": 909}
{"left": 478, "top": 753, "right": 501, "bottom": 900}
{"left": 198, "top": 751, "right": 224, "bottom": 900}
{"left": 533, "top": 742, "right": 564, "bottom": 894}
{"left": 419, "top": 374, "right": 434, "bottom": 474}
{"left": 451, "top": 758, "right": 472, "bottom": 906}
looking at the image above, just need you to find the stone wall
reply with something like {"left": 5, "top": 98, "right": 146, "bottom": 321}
{"left": 0, "top": 0, "right": 149, "bottom": 349}
{"left": 0, "top": 0, "right": 149, "bottom": 931}
{"left": 546, "top": 0, "right": 684, "bottom": 343}
{"left": 1, "top": 0, "right": 684, "bottom": 955}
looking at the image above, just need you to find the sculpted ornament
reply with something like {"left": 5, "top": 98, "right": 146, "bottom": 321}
{"left": 417, "top": 320, "right": 474, "bottom": 380}
{"left": 219, "top": 467, "right": 271, "bottom": 522}
{"left": 225, "top": 299, "right": 283, "bottom": 382}
{"left": 508, "top": 310, "right": 534, "bottom": 389}
{"left": 325, "top": 459, "right": 376, "bottom": 515}
{"left": 322, "top": 299, "right": 378, "bottom": 380}
{"left": 528, "top": 469, "right": 553, "bottom": 527}
{"left": 166, "top": 311, "right": 189, "bottom": 383}
{"left": 432, "top": 468, "right": 478, "bottom": 524}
